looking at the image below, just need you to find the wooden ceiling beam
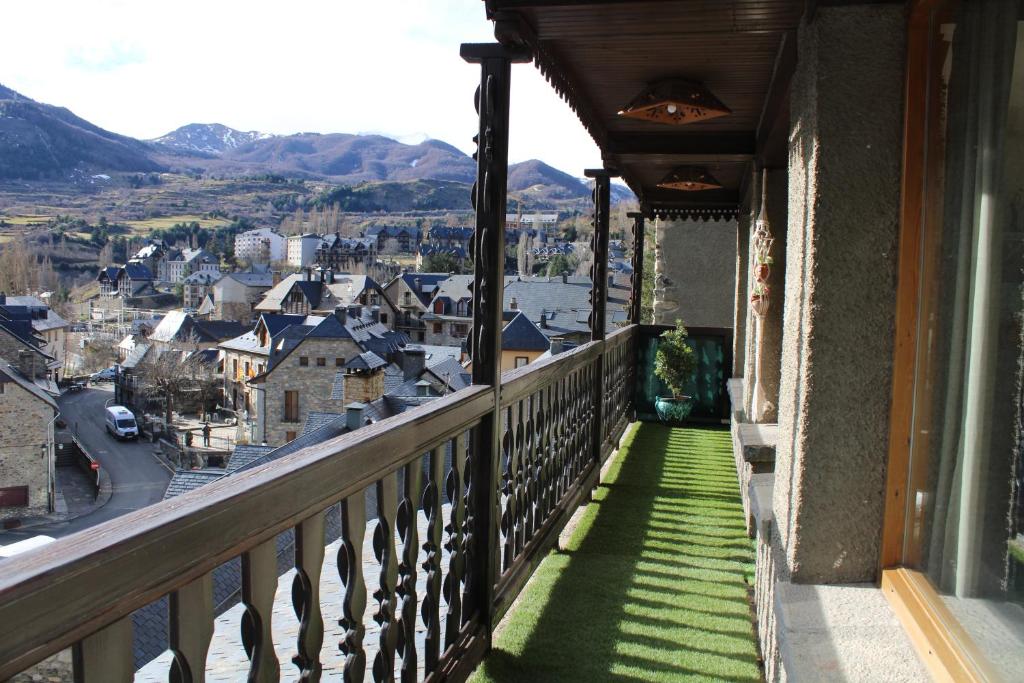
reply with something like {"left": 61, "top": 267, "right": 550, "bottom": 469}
{"left": 755, "top": 30, "right": 797, "bottom": 166}
{"left": 604, "top": 132, "right": 755, "bottom": 158}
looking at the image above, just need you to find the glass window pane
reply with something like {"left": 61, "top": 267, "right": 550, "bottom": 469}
{"left": 905, "top": 1, "right": 1024, "bottom": 676}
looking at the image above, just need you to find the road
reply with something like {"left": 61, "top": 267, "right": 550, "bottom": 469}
{"left": 0, "top": 385, "right": 172, "bottom": 541}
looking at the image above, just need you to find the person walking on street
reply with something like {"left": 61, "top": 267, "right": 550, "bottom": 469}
{"left": 203, "top": 422, "right": 211, "bottom": 447}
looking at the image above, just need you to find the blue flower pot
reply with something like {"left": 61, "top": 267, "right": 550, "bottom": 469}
{"left": 655, "top": 396, "right": 694, "bottom": 425}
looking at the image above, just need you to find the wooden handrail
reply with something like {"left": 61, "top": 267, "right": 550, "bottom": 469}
{"left": 0, "top": 385, "right": 493, "bottom": 680}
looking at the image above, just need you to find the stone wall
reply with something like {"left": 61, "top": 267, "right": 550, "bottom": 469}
{"left": 10, "top": 648, "right": 73, "bottom": 683}
{"left": 342, "top": 370, "right": 385, "bottom": 404}
{"left": 0, "top": 380, "right": 54, "bottom": 520}
{"left": 774, "top": 4, "right": 905, "bottom": 583}
{"left": 261, "top": 338, "right": 362, "bottom": 446}
{"left": 653, "top": 218, "right": 737, "bottom": 329}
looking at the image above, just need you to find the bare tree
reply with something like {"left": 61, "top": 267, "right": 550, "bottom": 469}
{"left": 137, "top": 337, "right": 219, "bottom": 424}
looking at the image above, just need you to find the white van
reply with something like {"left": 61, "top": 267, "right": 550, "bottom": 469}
{"left": 105, "top": 405, "right": 139, "bottom": 440}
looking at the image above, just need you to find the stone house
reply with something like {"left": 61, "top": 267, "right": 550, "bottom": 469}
{"left": 0, "top": 359, "right": 57, "bottom": 521}
{"left": 116, "top": 263, "right": 155, "bottom": 297}
{"left": 247, "top": 307, "right": 408, "bottom": 446}
{"left": 420, "top": 274, "right": 474, "bottom": 346}
{"left": 210, "top": 269, "right": 276, "bottom": 324}
{"left": 163, "top": 248, "right": 219, "bottom": 284}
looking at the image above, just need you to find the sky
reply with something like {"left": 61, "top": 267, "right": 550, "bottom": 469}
{"left": 1, "top": 0, "right": 604, "bottom": 178}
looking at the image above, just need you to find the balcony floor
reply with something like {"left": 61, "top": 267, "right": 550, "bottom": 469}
{"left": 472, "top": 424, "right": 761, "bottom": 682}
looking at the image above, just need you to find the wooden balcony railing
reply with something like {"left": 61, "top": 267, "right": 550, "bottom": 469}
{"left": 0, "top": 325, "right": 637, "bottom": 682}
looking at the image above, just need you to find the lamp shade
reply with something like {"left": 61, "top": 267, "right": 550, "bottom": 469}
{"left": 656, "top": 166, "right": 723, "bottom": 191}
{"left": 618, "top": 79, "right": 731, "bottom": 125}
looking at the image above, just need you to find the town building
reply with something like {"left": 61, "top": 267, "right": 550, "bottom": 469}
{"left": 0, "top": 296, "right": 68, "bottom": 381}
{"left": 286, "top": 233, "right": 322, "bottom": 268}
{"left": 314, "top": 234, "right": 378, "bottom": 273}
{"left": 0, "top": 358, "right": 57, "bottom": 522}
{"left": 382, "top": 272, "right": 450, "bottom": 342}
{"left": 245, "top": 306, "right": 408, "bottom": 445}
{"left": 234, "top": 228, "right": 285, "bottom": 264}
{"left": 414, "top": 244, "right": 468, "bottom": 271}
{"left": 182, "top": 270, "right": 221, "bottom": 311}
{"left": 498, "top": 311, "right": 550, "bottom": 372}
{"left": 209, "top": 268, "right": 276, "bottom": 324}
{"left": 164, "top": 248, "right": 220, "bottom": 285}
{"left": 505, "top": 212, "right": 558, "bottom": 231}
{"left": 364, "top": 225, "right": 421, "bottom": 253}
{"left": 419, "top": 274, "right": 474, "bottom": 346}
{"left": 253, "top": 271, "right": 399, "bottom": 328}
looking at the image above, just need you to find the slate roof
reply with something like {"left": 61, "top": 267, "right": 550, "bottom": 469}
{"left": 226, "top": 271, "right": 275, "bottom": 287}
{"left": 0, "top": 360, "right": 58, "bottom": 409}
{"left": 162, "top": 469, "right": 226, "bottom": 499}
{"left": 427, "top": 226, "right": 473, "bottom": 241}
{"left": 123, "top": 263, "right": 154, "bottom": 280}
{"left": 419, "top": 244, "right": 468, "bottom": 259}
{"left": 293, "top": 280, "right": 324, "bottom": 309}
{"left": 150, "top": 312, "right": 246, "bottom": 345}
{"left": 502, "top": 311, "right": 551, "bottom": 352}
{"left": 183, "top": 270, "right": 222, "bottom": 285}
{"left": 302, "top": 411, "right": 343, "bottom": 435}
{"left": 501, "top": 276, "right": 627, "bottom": 338}
{"left": 3, "top": 296, "right": 68, "bottom": 332}
{"left": 392, "top": 273, "right": 449, "bottom": 307}
{"left": 120, "top": 342, "right": 153, "bottom": 370}
{"left": 225, "top": 444, "right": 275, "bottom": 470}
{"left": 344, "top": 351, "right": 386, "bottom": 371}
{"left": 98, "top": 266, "right": 120, "bottom": 282}
{"left": 424, "top": 358, "right": 471, "bottom": 392}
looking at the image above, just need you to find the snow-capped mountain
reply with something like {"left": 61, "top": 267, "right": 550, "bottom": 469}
{"left": 150, "top": 123, "right": 273, "bottom": 156}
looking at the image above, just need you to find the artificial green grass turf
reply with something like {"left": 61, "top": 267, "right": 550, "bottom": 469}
{"left": 471, "top": 423, "right": 761, "bottom": 683}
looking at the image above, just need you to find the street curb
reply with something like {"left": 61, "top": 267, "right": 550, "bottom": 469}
{"left": 4, "top": 469, "right": 114, "bottom": 533}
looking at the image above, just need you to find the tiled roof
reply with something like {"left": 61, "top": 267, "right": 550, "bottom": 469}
{"left": 226, "top": 271, "right": 275, "bottom": 287}
{"left": 0, "top": 360, "right": 58, "bottom": 409}
{"left": 331, "top": 371, "right": 346, "bottom": 400}
{"left": 425, "top": 358, "right": 471, "bottom": 392}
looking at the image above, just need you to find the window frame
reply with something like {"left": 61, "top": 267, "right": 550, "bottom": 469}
{"left": 880, "top": 3, "right": 1011, "bottom": 680}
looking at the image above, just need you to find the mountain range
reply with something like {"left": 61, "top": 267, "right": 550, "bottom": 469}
{"left": 0, "top": 84, "right": 632, "bottom": 205}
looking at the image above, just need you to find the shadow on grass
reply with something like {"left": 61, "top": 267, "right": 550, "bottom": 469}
{"left": 471, "top": 423, "right": 761, "bottom": 683}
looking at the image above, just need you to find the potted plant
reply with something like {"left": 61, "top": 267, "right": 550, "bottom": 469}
{"left": 753, "top": 254, "right": 773, "bottom": 283}
{"left": 654, "top": 319, "right": 698, "bottom": 424}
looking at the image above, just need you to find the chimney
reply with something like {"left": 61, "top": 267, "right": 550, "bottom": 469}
{"left": 345, "top": 402, "right": 366, "bottom": 431}
{"left": 414, "top": 277, "right": 421, "bottom": 293}
{"left": 550, "top": 337, "right": 565, "bottom": 356}
{"left": 540, "top": 312, "right": 548, "bottom": 329}
{"left": 17, "top": 349, "right": 35, "bottom": 379}
{"left": 346, "top": 304, "right": 362, "bottom": 320}
{"left": 305, "top": 267, "right": 312, "bottom": 281}
{"left": 509, "top": 296, "right": 517, "bottom": 311}
{"left": 370, "top": 305, "right": 381, "bottom": 323}
{"left": 401, "top": 347, "right": 425, "bottom": 380}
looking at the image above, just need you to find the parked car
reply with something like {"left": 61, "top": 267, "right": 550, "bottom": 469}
{"left": 90, "top": 367, "right": 117, "bottom": 382}
{"left": 104, "top": 405, "right": 139, "bottom": 440}
{"left": 65, "top": 381, "right": 85, "bottom": 393}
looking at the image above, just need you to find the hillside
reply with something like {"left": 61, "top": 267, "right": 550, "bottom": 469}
{"left": 0, "top": 84, "right": 162, "bottom": 180}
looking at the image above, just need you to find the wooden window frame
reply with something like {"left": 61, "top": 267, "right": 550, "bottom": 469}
{"left": 880, "top": 3, "right": 1005, "bottom": 680}
{"left": 299, "top": 356, "right": 309, "bottom": 367}
{"left": 316, "top": 357, "right": 326, "bottom": 367}
{"left": 283, "top": 390, "right": 300, "bottom": 423}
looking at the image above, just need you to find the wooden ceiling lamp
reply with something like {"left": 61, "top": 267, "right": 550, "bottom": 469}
{"left": 618, "top": 79, "right": 731, "bottom": 125}
{"left": 656, "top": 166, "right": 723, "bottom": 191}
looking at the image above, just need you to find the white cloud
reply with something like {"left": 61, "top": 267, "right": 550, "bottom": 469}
{"left": 1, "top": 0, "right": 603, "bottom": 177}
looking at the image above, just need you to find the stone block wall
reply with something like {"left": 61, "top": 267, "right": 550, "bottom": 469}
{"left": 0, "top": 380, "right": 54, "bottom": 520}
{"left": 653, "top": 217, "right": 737, "bottom": 329}
{"left": 342, "top": 370, "right": 385, "bottom": 404}
{"left": 261, "top": 338, "right": 361, "bottom": 445}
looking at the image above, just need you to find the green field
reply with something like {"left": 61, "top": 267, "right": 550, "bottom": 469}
{"left": 121, "top": 214, "right": 234, "bottom": 232}
{"left": 1, "top": 214, "right": 54, "bottom": 226}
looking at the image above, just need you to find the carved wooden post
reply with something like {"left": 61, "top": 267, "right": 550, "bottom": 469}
{"left": 461, "top": 41, "right": 530, "bottom": 641}
{"left": 628, "top": 211, "right": 645, "bottom": 325}
{"left": 586, "top": 168, "right": 615, "bottom": 465}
